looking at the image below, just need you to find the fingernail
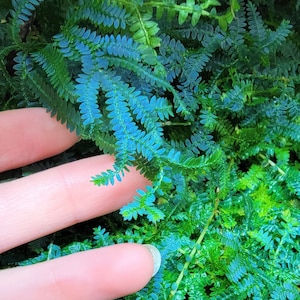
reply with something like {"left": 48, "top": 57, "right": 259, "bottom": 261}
{"left": 143, "top": 244, "right": 161, "bottom": 277}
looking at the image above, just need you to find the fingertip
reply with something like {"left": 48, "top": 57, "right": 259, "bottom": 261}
{"left": 93, "top": 243, "right": 159, "bottom": 298}
{"left": 0, "top": 244, "right": 159, "bottom": 300}
{"left": 49, "top": 243, "right": 159, "bottom": 299}
{"left": 0, "top": 108, "right": 79, "bottom": 172}
{"left": 143, "top": 244, "right": 162, "bottom": 277}
{"left": 76, "top": 243, "right": 160, "bottom": 299}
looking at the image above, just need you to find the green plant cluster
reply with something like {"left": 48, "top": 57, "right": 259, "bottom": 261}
{"left": 0, "top": 0, "right": 300, "bottom": 299}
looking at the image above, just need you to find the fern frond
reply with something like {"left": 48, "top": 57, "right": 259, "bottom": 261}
{"left": 184, "top": 130, "right": 216, "bottom": 155}
{"left": 181, "top": 52, "right": 210, "bottom": 89}
{"left": 286, "top": 168, "right": 300, "bottom": 197}
{"left": 159, "top": 34, "right": 186, "bottom": 82}
{"left": 56, "top": 26, "right": 142, "bottom": 64}
{"left": 238, "top": 164, "right": 265, "bottom": 190}
{"left": 283, "top": 121, "right": 300, "bottom": 142}
{"left": 264, "top": 20, "right": 292, "bottom": 53}
{"left": 92, "top": 131, "right": 116, "bottom": 154}
{"left": 177, "top": 22, "right": 213, "bottom": 41}
{"left": 145, "top": 0, "right": 220, "bottom": 26}
{"left": 106, "top": 91, "right": 162, "bottom": 165}
{"left": 31, "top": 44, "right": 75, "bottom": 101}
{"left": 165, "top": 147, "right": 222, "bottom": 174}
{"left": 11, "top": 0, "right": 45, "bottom": 25}
{"left": 199, "top": 109, "right": 218, "bottom": 130}
{"left": 54, "top": 28, "right": 98, "bottom": 60}
{"left": 100, "top": 52, "right": 189, "bottom": 116}
{"left": 248, "top": 229, "right": 274, "bottom": 251}
{"left": 13, "top": 50, "right": 80, "bottom": 132}
{"left": 221, "top": 85, "right": 245, "bottom": 112}
{"left": 128, "top": 8, "right": 161, "bottom": 49}
{"left": 68, "top": 0, "right": 128, "bottom": 30}
{"left": 226, "top": 256, "right": 247, "bottom": 284}
{"left": 105, "top": 34, "right": 141, "bottom": 61}
{"left": 275, "top": 40, "right": 300, "bottom": 78}
{"left": 236, "top": 273, "right": 264, "bottom": 299}
{"left": 97, "top": 70, "right": 164, "bottom": 170}
{"left": 221, "top": 231, "right": 241, "bottom": 251}
{"left": 105, "top": 83, "right": 140, "bottom": 165}
{"left": 120, "top": 186, "right": 164, "bottom": 223}
{"left": 271, "top": 283, "right": 300, "bottom": 300}
{"left": 150, "top": 96, "right": 174, "bottom": 121}
{"left": 75, "top": 71, "right": 103, "bottom": 127}
{"left": 28, "top": 71, "right": 81, "bottom": 133}
{"left": 92, "top": 168, "right": 125, "bottom": 186}
{"left": 93, "top": 226, "right": 113, "bottom": 247}
{"left": 246, "top": 2, "right": 266, "bottom": 44}
{"left": 228, "top": 3, "right": 246, "bottom": 50}
{"left": 128, "top": 93, "right": 165, "bottom": 132}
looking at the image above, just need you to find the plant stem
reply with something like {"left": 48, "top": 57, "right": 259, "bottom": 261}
{"left": 168, "top": 196, "right": 220, "bottom": 299}
{"left": 259, "top": 153, "right": 285, "bottom": 176}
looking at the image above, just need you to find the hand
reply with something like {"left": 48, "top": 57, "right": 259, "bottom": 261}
{"left": 0, "top": 108, "right": 160, "bottom": 300}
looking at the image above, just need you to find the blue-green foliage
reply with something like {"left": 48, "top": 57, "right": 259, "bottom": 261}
{"left": 1, "top": 0, "right": 300, "bottom": 299}
{"left": 69, "top": 0, "right": 128, "bottom": 30}
{"left": 11, "top": 0, "right": 45, "bottom": 25}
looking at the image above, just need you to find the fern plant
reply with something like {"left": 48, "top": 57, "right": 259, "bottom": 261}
{"left": 1, "top": 0, "right": 300, "bottom": 299}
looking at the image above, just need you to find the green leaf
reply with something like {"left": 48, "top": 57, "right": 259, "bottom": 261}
{"left": 178, "top": 6, "right": 189, "bottom": 25}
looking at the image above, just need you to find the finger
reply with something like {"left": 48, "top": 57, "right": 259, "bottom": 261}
{"left": 0, "top": 155, "right": 150, "bottom": 253}
{"left": 0, "top": 108, "right": 79, "bottom": 172}
{"left": 0, "top": 243, "right": 157, "bottom": 300}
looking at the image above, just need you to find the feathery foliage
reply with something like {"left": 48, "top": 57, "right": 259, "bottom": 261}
{"left": 1, "top": 0, "right": 300, "bottom": 299}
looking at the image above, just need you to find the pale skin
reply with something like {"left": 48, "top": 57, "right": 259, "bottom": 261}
{"left": 0, "top": 108, "right": 155, "bottom": 299}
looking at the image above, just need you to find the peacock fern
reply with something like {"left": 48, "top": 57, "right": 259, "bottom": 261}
{"left": 1, "top": 0, "right": 300, "bottom": 299}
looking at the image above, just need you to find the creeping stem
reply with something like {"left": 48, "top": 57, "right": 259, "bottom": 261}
{"left": 169, "top": 195, "right": 220, "bottom": 299}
